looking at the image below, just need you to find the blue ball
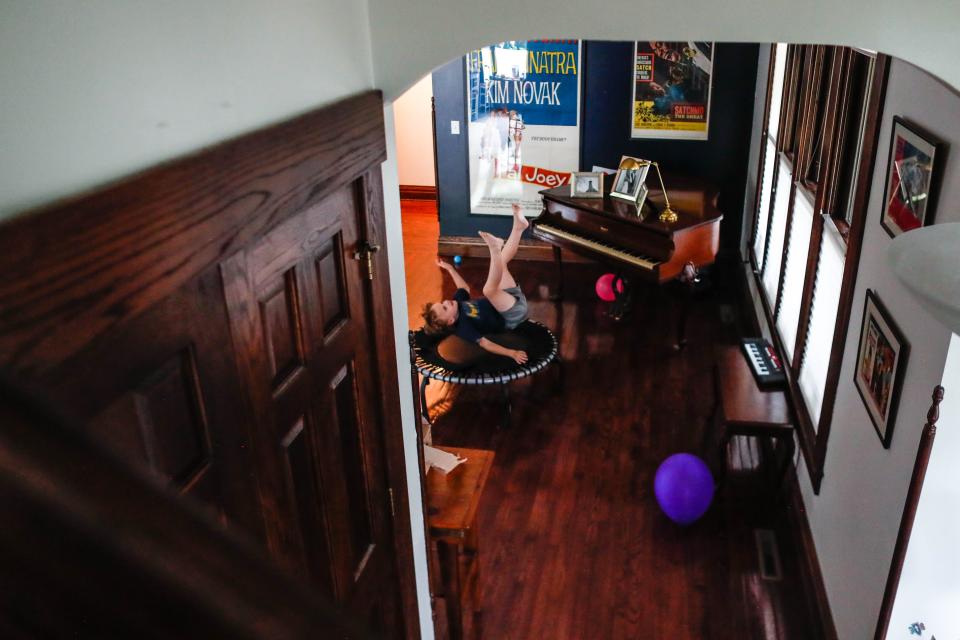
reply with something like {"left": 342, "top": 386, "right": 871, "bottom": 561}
{"left": 453, "top": 255, "right": 463, "bottom": 266}
{"left": 654, "top": 453, "right": 715, "bottom": 525}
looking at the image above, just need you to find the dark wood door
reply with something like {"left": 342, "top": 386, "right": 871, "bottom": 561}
{"left": 0, "top": 91, "right": 418, "bottom": 637}
{"left": 42, "top": 266, "right": 265, "bottom": 537}
{"left": 222, "top": 182, "right": 399, "bottom": 634}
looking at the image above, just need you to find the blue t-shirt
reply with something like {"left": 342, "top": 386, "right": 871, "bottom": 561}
{"left": 452, "top": 288, "right": 505, "bottom": 343}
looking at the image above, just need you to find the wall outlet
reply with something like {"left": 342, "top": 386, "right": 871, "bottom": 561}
{"left": 450, "top": 120, "right": 460, "bottom": 135}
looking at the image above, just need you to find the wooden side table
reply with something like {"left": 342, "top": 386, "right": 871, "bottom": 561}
{"left": 426, "top": 447, "right": 494, "bottom": 640}
{"left": 711, "top": 346, "right": 795, "bottom": 496}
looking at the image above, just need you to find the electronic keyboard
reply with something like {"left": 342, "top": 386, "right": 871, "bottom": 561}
{"left": 741, "top": 338, "right": 786, "bottom": 388}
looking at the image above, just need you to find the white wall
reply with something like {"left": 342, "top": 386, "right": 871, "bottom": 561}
{"left": 0, "top": 0, "right": 376, "bottom": 219}
{"left": 366, "top": 0, "right": 960, "bottom": 100}
{"left": 886, "top": 333, "right": 960, "bottom": 639}
{"left": 393, "top": 75, "right": 436, "bottom": 187}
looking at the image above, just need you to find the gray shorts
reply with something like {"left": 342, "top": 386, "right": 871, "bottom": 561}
{"left": 500, "top": 286, "right": 529, "bottom": 330}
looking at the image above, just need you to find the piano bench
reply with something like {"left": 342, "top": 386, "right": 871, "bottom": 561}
{"left": 409, "top": 320, "right": 560, "bottom": 429}
{"left": 707, "top": 345, "right": 795, "bottom": 499}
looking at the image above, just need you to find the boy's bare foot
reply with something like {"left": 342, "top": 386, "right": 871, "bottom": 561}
{"left": 479, "top": 230, "right": 505, "bottom": 252}
{"left": 511, "top": 203, "right": 530, "bottom": 230}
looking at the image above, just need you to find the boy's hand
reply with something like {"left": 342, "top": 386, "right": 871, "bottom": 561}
{"left": 436, "top": 258, "right": 452, "bottom": 271}
{"left": 511, "top": 350, "right": 528, "bottom": 364}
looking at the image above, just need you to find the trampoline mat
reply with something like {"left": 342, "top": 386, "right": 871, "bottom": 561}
{"left": 411, "top": 320, "right": 558, "bottom": 380}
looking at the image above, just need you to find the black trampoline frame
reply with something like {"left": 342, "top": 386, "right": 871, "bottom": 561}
{"left": 409, "top": 319, "right": 560, "bottom": 428}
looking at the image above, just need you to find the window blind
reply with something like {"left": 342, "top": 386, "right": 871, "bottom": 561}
{"left": 761, "top": 157, "right": 792, "bottom": 303}
{"left": 776, "top": 189, "right": 814, "bottom": 362}
{"left": 767, "top": 44, "right": 788, "bottom": 141}
{"left": 752, "top": 137, "right": 777, "bottom": 266}
{"left": 798, "top": 224, "right": 846, "bottom": 428}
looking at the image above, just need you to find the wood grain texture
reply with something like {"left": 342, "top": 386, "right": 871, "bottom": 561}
{"left": 0, "top": 91, "right": 386, "bottom": 378}
{"left": 0, "top": 90, "right": 422, "bottom": 637}
{"left": 399, "top": 185, "right": 438, "bottom": 200}
{"left": 0, "top": 373, "right": 373, "bottom": 639}
{"left": 401, "top": 199, "right": 820, "bottom": 640}
{"left": 361, "top": 171, "right": 423, "bottom": 640}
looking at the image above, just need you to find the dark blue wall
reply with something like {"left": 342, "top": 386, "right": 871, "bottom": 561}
{"left": 432, "top": 42, "right": 760, "bottom": 247}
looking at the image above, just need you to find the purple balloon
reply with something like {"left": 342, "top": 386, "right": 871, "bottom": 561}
{"left": 654, "top": 453, "right": 715, "bottom": 525}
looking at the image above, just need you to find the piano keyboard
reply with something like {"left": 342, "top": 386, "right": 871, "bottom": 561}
{"left": 534, "top": 223, "right": 661, "bottom": 271}
{"left": 741, "top": 338, "right": 786, "bottom": 387}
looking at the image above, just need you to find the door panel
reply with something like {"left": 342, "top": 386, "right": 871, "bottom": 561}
{"left": 222, "top": 181, "right": 400, "bottom": 633}
{"left": 43, "top": 268, "right": 263, "bottom": 536}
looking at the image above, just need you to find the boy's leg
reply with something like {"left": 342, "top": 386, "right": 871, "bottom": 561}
{"left": 501, "top": 203, "right": 529, "bottom": 265}
{"left": 479, "top": 232, "right": 517, "bottom": 313}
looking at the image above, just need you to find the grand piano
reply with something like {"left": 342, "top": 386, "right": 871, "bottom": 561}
{"left": 532, "top": 174, "right": 723, "bottom": 341}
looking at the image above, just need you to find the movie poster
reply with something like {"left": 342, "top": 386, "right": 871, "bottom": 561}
{"left": 631, "top": 41, "right": 714, "bottom": 140}
{"left": 466, "top": 40, "right": 581, "bottom": 217}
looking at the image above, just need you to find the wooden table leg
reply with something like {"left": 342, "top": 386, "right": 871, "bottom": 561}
{"left": 776, "top": 433, "right": 796, "bottom": 500}
{"left": 437, "top": 539, "right": 463, "bottom": 640}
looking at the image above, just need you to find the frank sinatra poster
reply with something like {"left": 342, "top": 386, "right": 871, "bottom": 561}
{"left": 466, "top": 40, "right": 581, "bottom": 217}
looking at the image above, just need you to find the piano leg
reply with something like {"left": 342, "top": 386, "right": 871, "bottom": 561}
{"left": 609, "top": 274, "right": 633, "bottom": 322}
{"left": 673, "top": 262, "right": 700, "bottom": 350}
{"left": 549, "top": 245, "right": 563, "bottom": 301}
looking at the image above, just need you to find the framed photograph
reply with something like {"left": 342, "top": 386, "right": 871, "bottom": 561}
{"left": 854, "top": 290, "right": 910, "bottom": 448}
{"left": 610, "top": 156, "right": 650, "bottom": 203}
{"left": 879, "top": 117, "right": 945, "bottom": 238}
{"left": 569, "top": 171, "right": 604, "bottom": 198}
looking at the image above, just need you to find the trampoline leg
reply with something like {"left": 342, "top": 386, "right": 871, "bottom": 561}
{"left": 553, "top": 355, "right": 564, "bottom": 393}
{"left": 501, "top": 383, "right": 512, "bottom": 429}
{"left": 420, "top": 376, "right": 432, "bottom": 425}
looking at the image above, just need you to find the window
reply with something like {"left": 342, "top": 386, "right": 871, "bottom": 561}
{"left": 748, "top": 45, "right": 889, "bottom": 492}
{"left": 751, "top": 44, "right": 787, "bottom": 271}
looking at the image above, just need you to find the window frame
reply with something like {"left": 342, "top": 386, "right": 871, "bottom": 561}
{"left": 748, "top": 45, "right": 890, "bottom": 493}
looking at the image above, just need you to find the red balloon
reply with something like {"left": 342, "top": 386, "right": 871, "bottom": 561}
{"left": 595, "top": 273, "right": 624, "bottom": 302}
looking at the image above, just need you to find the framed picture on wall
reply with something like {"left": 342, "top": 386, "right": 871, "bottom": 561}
{"left": 853, "top": 290, "right": 910, "bottom": 448}
{"left": 631, "top": 41, "right": 714, "bottom": 140}
{"left": 879, "top": 117, "right": 945, "bottom": 238}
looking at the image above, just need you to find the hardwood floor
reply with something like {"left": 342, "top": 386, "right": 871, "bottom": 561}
{"left": 400, "top": 201, "right": 818, "bottom": 639}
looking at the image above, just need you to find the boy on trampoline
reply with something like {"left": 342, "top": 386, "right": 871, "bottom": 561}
{"left": 421, "top": 203, "right": 530, "bottom": 364}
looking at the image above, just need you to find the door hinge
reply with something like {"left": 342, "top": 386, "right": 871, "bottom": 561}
{"left": 388, "top": 487, "right": 396, "bottom": 518}
{"left": 353, "top": 242, "right": 380, "bottom": 280}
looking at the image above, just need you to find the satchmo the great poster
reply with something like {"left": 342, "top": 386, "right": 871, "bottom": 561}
{"left": 631, "top": 41, "right": 714, "bottom": 140}
{"left": 466, "top": 40, "right": 581, "bottom": 217}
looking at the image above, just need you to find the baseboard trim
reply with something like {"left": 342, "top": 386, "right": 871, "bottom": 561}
{"left": 437, "top": 235, "right": 589, "bottom": 263}
{"left": 785, "top": 469, "right": 838, "bottom": 640}
{"left": 399, "top": 185, "right": 437, "bottom": 200}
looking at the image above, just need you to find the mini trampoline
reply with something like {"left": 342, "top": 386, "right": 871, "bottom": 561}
{"left": 409, "top": 319, "right": 560, "bottom": 428}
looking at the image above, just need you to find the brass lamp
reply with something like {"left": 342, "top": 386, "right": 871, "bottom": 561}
{"left": 640, "top": 160, "right": 679, "bottom": 224}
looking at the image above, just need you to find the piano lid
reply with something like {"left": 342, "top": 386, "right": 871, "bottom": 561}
{"left": 539, "top": 174, "right": 723, "bottom": 235}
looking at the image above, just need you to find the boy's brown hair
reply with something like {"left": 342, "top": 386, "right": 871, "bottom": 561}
{"left": 421, "top": 302, "right": 450, "bottom": 336}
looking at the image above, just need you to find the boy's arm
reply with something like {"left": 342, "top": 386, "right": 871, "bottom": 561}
{"left": 477, "top": 337, "right": 528, "bottom": 364}
{"left": 437, "top": 258, "right": 470, "bottom": 293}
